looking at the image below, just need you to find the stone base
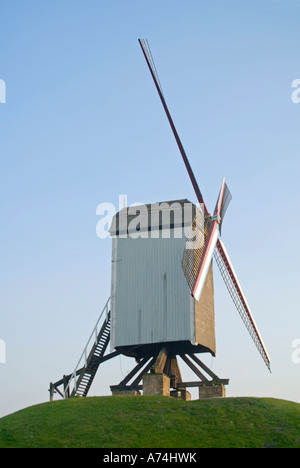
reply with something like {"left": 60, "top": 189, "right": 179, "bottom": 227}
{"left": 170, "top": 389, "right": 191, "bottom": 401}
{"left": 143, "top": 373, "right": 170, "bottom": 396}
{"left": 198, "top": 384, "right": 226, "bottom": 399}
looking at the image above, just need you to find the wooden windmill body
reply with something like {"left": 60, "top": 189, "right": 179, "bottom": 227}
{"left": 107, "top": 200, "right": 225, "bottom": 398}
{"left": 110, "top": 200, "right": 216, "bottom": 360}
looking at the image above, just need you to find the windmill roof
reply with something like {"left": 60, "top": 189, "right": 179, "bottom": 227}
{"left": 109, "top": 198, "right": 198, "bottom": 236}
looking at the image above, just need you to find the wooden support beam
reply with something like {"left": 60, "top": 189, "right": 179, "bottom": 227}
{"left": 93, "top": 350, "right": 121, "bottom": 366}
{"left": 168, "top": 355, "right": 182, "bottom": 389}
{"left": 53, "top": 386, "right": 65, "bottom": 398}
{"left": 117, "top": 356, "right": 150, "bottom": 387}
{"left": 177, "top": 379, "right": 229, "bottom": 388}
{"left": 49, "top": 383, "right": 54, "bottom": 401}
{"left": 110, "top": 384, "right": 143, "bottom": 392}
{"left": 188, "top": 353, "right": 220, "bottom": 380}
{"left": 130, "top": 356, "right": 157, "bottom": 388}
{"left": 152, "top": 346, "right": 168, "bottom": 374}
{"left": 179, "top": 354, "right": 209, "bottom": 382}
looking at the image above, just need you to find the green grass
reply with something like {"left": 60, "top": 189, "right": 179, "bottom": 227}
{"left": 0, "top": 396, "right": 299, "bottom": 448}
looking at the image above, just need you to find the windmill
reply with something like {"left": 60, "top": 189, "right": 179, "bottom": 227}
{"left": 49, "top": 40, "right": 270, "bottom": 402}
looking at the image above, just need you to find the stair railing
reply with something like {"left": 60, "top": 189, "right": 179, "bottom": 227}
{"left": 63, "top": 297, "right": 111, "bottom": 398}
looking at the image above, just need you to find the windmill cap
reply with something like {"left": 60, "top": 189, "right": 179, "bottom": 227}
{"left": 109, "top": 199, "right": 201, "bottom": 236}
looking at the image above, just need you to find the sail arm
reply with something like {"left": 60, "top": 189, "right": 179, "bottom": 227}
{"left": 214, "top": 238, "right": 271, "bottom": 371}
{"left": 138, "top": 38, "right": 208, "bottom": 214}
{"left": 213, "top": 178, "right": 232, "bottom": 235}
{"left": 192, "top": 221, "right": 218, "bottom": 301}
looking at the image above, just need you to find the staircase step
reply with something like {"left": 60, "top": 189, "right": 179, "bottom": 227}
{"left": 70, "top": 317, "right": 111, "bottom": 398}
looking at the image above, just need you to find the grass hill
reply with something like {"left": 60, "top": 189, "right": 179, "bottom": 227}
{"left": 0, "top": 396, "right": 299, "bottom": 448}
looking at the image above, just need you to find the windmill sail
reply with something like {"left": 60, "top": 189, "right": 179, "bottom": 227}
{"left": 182, "top": 178, "right": 230, "bottom": 302}
{"left": 214, "top": 238, "right": 271, "bottom": 371}
{"left": 190, "top": 218, "right": 218, "bottom": 302}
{"left": 139, "top": 38, "right": 271, "bottom": 372}
{"left": 138, "top": 39, "right": 208, "bottom": 215}
{"left": 182, "top": 211, "right": 217, "bottom": 300}
{"left": 214, "top": 178, "right": 232, "bottom": 235}
{"left": 138, "top": 39, "right": 165, "bottom": 98}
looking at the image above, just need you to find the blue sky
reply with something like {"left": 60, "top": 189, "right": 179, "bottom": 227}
{"left": 1, "top": 0, "right": 300, "bottom": 417}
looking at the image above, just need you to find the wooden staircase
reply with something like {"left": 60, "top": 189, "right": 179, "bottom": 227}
{"left": 72, "top": 314, "right": 111, "bottom": 397}
{"left": 50, "top": 298, "right": 120, "bottom": 400}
